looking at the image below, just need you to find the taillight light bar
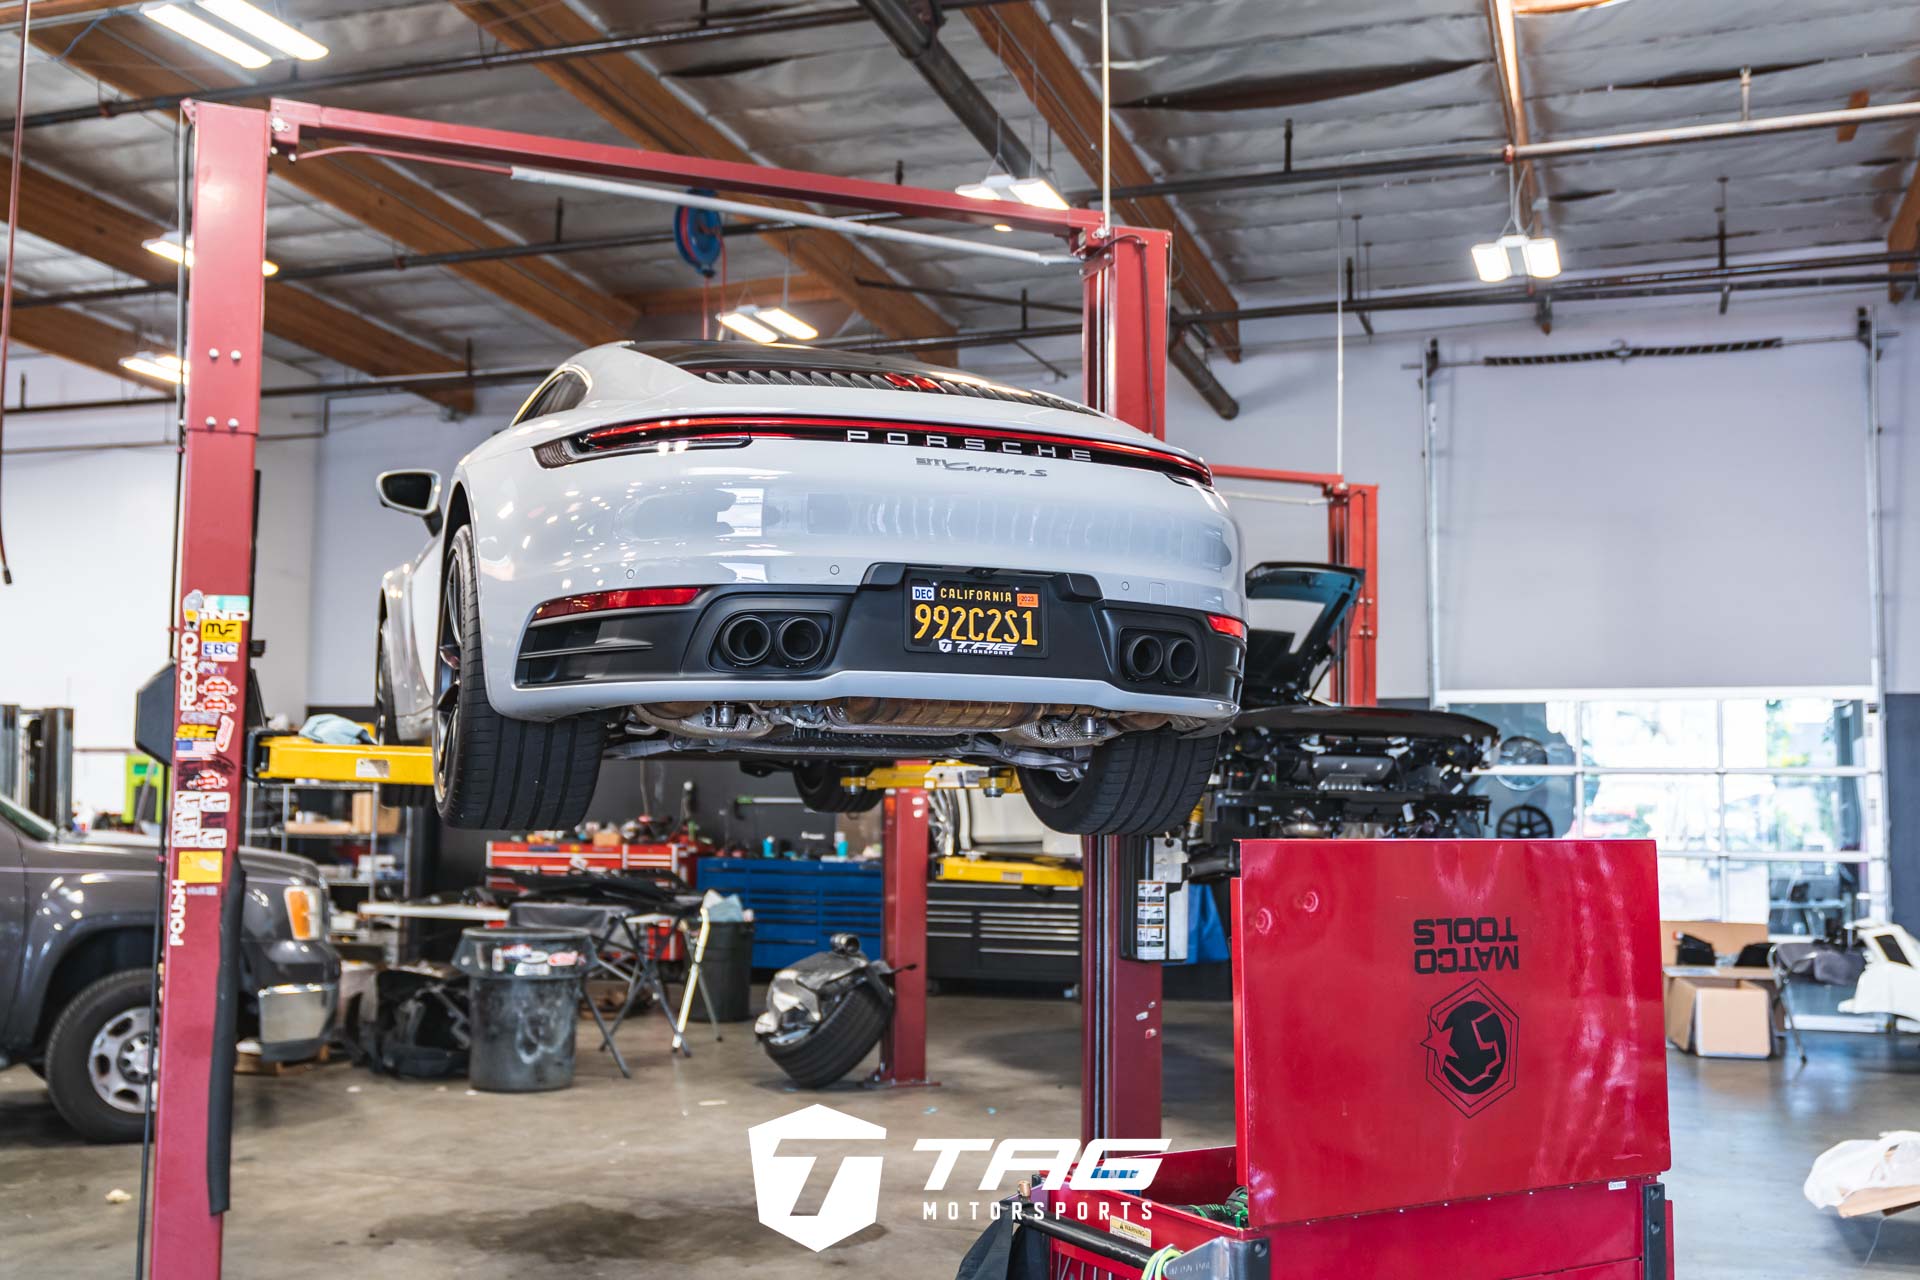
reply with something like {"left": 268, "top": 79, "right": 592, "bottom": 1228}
{"left": 533, "top": 586, "right": 701, "bottom": 621}
{"left": 535, "top": 415, "right": 1213, "bottom": 486}
{"left": 1207, "top": 614, "right": 1247, "bottom": 640}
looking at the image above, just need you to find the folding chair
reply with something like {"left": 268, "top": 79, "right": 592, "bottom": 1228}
{"left": 503, "top": 900, "right": 643, "bottom": 1078}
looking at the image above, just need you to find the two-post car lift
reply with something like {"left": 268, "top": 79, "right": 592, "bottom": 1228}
{"left": 153, "top": 96, "right": 1207, "bottom": 1275}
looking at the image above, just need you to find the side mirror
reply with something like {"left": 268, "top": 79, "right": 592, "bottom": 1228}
{"left": 376, "top": 469, "right": 442, "bottom": 536}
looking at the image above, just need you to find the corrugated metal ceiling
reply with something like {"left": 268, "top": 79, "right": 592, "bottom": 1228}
{"left": 0, "top": 0, "right": 1913, "bottom": 390}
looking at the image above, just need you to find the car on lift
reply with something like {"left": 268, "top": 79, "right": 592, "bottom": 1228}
{"left": 0, "top": 794, "right": 339, "bottom": 1141}
{"left": 372, "top": 341, "right": 1244, "bottom": 837}
{"left": 1205, "top": 563, "right": 1496, "bottom": 842}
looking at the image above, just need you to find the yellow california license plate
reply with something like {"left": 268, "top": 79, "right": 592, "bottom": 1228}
{"left": 906, "top": 578, "right": 1045, "bottom": 658}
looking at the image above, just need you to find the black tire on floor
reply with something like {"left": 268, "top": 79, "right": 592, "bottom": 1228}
{"left": 373, "top": 623, "right": 436, "bottom": 808}
{"left": 433, "top": 525, "right": 605, "bottom": 831}
{"left": 763, "top": 984, "right": 891, "bottom": 1089}
{"left": 791, "top": 763, "right": 882, "bottom": 814}
{"left": 43, "top": 969, "right": 155, "bottom": 1143}
{"left": 1018, "top": 729, "right": 1220, "bottom": 836}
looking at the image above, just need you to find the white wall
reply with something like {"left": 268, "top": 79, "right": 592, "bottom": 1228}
{"left": 0, "top": 354, "right": 320, "bottom": 811}
{"left": 1034, "top": 284, "right": 1901, "bottom": 700}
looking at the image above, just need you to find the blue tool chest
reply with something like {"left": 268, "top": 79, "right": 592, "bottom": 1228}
{"left": 696, "top": 857, "right": 884, "bottom": 970}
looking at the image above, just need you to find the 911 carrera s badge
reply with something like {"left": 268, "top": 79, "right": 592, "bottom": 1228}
{"left": 1421, "top": 980, "right": 1518, "bottom": 1117}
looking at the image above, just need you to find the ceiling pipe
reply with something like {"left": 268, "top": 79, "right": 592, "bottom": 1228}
{"left": 1072, "top": 97, "right": 1920, "bottom": 204}
{"left": 0, "top": 2, "right": 1024, "bottom": 133}
{"left": 855, "top": 0, "right": 1239, "bottom": 419}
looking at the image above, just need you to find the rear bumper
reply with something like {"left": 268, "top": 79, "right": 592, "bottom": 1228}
{"left": 502, "top": 565, "right": 1244, "bottom": 723}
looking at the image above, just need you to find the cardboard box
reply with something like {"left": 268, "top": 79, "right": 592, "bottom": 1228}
{"left": 1664, "top": 972, "right": 1773, "bottom": 1058}
{"left": 1659, "top": 919, "right": 1769, "bottom": 966}
{"left": 349, "top": 792, "right": 402, "bottom": 835}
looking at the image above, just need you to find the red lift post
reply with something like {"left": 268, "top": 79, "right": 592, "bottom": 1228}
{"left": 876, "top": 787, "right": 931, "bottom": 1086}
{"left": 153, "top": 98, "right": 1180, "bottom": 1275}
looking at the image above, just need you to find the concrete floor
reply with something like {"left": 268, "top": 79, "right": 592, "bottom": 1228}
{"left": 2, "top": 993, "right": 1917, "bottom": 1278}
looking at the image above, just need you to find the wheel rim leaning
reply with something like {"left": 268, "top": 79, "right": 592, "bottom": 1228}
{"left": 89, "top": 1007, "right": 154, "bottom": 1115}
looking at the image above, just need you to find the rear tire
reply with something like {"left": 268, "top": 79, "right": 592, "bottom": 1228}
{"left": 44, "top": 970, "right": 154, "bottom": 1143}
{"left": 763, "top": 985, "right": 890, "bottom": 1089}
{"left": 792, "top": 763, "right": 882, "bottom": 815}
{"left": 433, "top": 525, "right": 605, "bottom": 831}
{"left": 1019, "top": 730, "right": 1219, "bottom": 836}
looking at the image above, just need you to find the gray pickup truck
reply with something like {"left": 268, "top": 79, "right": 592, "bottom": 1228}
{"left": 0, "top": 792, "right": 340, "bottom": 1141}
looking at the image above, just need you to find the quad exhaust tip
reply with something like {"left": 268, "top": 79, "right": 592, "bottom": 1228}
{"left": 1164, "top": 637, "right": 1199, "bottom": 684}
{"left": 718, "top": 614, "right": 773, "bottom": 666}
{"left": 1122, "top": 633, "right": 1165, "bottom": 682}
{"left": 776, "top": 616, "right": 828, "bottom": 666}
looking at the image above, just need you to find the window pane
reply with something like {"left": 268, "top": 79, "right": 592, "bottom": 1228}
{"left": 1447, "top": 701, "right": 1577, "bottom": 791}
{"left": 1721, "top": 698, "right": 1866, "bottom": 770}
{"left": 1750, "top": 859, "right": 1868, "bottom": 938}
{"left": 1657, "top": 857, "right": 1726, "bottom": 921}
{"left": 1723, "top": 775, "right": 1865, "bottom": 854}
{"left": 1580, "top": 699, "right": 1718, "bottom": 768}
{"left": 1577, "top": 773, "right": 1720, "bottom": 849}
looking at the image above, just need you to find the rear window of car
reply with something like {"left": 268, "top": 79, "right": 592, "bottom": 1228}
{"left": 0, "top": 792, "right": 57, "bottom": 842}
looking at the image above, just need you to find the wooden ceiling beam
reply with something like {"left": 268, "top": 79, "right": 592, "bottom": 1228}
{"left": 964, "top": 3, "right": 1240, "bottom": 360}
{"left": 10, "top": 301, "right": 164, "bottom": 386}
{"left": 0, "top": 151, "right": 475, "bottom": 410}
{"left": 450, "top": 0, "right": 956, "bottom": 364}
{"left": 1889, "top": 165, "right": 1920, "bottom": 302}
{"left": 38, "top": 15, "right": 638, "bottom": 351}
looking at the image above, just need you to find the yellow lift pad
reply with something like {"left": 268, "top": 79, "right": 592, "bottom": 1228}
{"left": 935, "top": 855, "right": 1082, "bottom": 887}
{"left": 854, "top": 762, "right": 1021, "bottom": 793}
{"left": 251, "top": 734, "right": 434, "bottom": 787}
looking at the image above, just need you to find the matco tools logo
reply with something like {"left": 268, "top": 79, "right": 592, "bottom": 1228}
{"left": 746, "top": 1104, "right": 1166, "bottom": 1252}
{"left": 1420, "top": 980, "right": 1519, "bottom": 1117}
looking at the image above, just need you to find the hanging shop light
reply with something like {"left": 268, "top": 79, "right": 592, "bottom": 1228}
{"left": 1469, "top": 166, "right": 1562, "bottom": 282}
{"left": 141, "top": 4, "right": 272, "bottom": 69}
{"left": 120, "top": 352, "right": 185, "bottom": 384}
{"left": 196, "top": 0, "right": 330, "bottom": 61}
{"left": 142, "top": 231, "right": 279, "bottom": 276}
{"left": 716, "top": 303, "right": 815, "bottom": 343}
{"left": 715, "top": 308, "right": 781, "bottom": 344}
{"left": 954, "top": 169, "right": 1071, "bottom": 211}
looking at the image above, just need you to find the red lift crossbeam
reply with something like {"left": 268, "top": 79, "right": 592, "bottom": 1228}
{"left": 155, "top": 98, "right": 1179, "bottom": 1275}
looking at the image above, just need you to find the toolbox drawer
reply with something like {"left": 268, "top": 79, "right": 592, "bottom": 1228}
{"left": 927, "top": 881, "right": 1080, "bottom": 987}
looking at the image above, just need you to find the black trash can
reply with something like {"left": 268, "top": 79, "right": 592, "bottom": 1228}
{"left": 451, "top": 926, "right": 594, "bottom": 1093}
{"left": 696, "top": 921, "right": 756, "bottom": 1022}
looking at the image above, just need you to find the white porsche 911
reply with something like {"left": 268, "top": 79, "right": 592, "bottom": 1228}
{"left": 373, "top": 341, "right": 1244, "bottom": 836}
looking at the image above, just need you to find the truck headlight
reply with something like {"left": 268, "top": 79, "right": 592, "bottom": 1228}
{"left": 283, "top": 885, "right": 325, "bottom": 941}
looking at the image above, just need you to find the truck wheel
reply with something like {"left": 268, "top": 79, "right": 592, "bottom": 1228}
{"left": 433, "top": 525, "right": 605, "bottom": 831}
{"left": 763, "top": 985, "right": 890, "bottom": 1089}
{"left": 1019, "top": 730, "right": 1219, "bottom": 836}
{"left": 44, "top": 969, "right": 155, "bottom": 1143}
{"left": 792, "top": 763, "right": 881, "bottom": 814}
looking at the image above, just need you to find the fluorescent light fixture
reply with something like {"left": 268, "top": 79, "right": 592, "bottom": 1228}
{"left": 1521, "top": 235, "right": 1562, "bottom": 279}
{"left": 1007, "top": 177, "right": 1069, "bottom": 210}
{"left": 120, "top": 352, "right": 185, "bottom": 384}
{"left": 756, "top": 307, "right": 818, "bottom": 341}
{"left": 143, "top": 232, "right": 279, "bottom": 276}
{"left": 197, "top": 0, "right": 328, "bottom": 60}
{"left": 956, "top": 171, "right": 1070, "bottom": 210}
{"left": 1470, "top": 241, "right": 1512, "bottom": 283}
{"left": 1470, "top": 232, "right": 1561, "bottom": 282}
{"left": 955, "top": 173, "right": 1016, "bottom": 202}
{"left": 716, "top": 309, "right": 780, "bottom": 344}
{"left": 992, "top": 223, "right": 1013, "bottom": 233}
{"left": 142, "top": 4, "right": 271, "bottom": 70}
